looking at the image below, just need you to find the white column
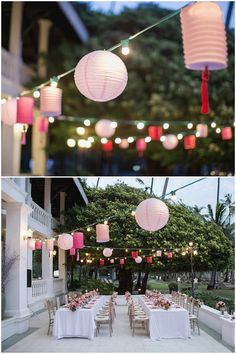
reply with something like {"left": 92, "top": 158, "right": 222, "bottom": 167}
{"left": 60, "top": 192, "right": 66, "bottom": 225}
{"left": 5, "top": 202, "right": 32, "bottom": 318}
{"left": 42, "top": 242, "right": 53, "bottom": 297}
{"left": 32, "top": 110, "right": 47, "bottom": 176}
{"left": 44, "top": 178, "right": 51, "bottom": 213}
{"left": 58, "top": 248, "right": 67, "bottom": 293}
{"left": 37, "top": 19, "right": 52, "bottom": 78}
{"left": 9, "top": 2, "right": 23, "bottom": 58}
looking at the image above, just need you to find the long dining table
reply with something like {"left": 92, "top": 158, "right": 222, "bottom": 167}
{"left": 53, "top": 295, "right": 107, "bottom": 340}
{"left": 138, "top": 295, "right": 191, "bottom": 341}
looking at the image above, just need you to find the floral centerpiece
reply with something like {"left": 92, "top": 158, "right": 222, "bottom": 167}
{"left": 67, "top": 291, "right": 97, "bottom": 312}
{"left": 161, "top": 300, "right": 172, "bottom": 310}
{"left": 216, "top": 301, "right": 225, "bottom": 314}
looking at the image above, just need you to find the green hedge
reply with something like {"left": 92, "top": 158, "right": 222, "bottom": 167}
{"left": 80, "top": 279, "right": 114, "bottom": 295}
{"left": 185, "top": 290, "right": 235, "bottom": 313}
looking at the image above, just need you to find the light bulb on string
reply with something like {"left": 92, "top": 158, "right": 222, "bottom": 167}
{"left": 137, "top": 122, "right": 144, "bottom": 130}
{"left": 33, "top": 90, "right": 40, "bottom": 98}
{"left": 87, "top": 227, "right": 91, "bottom": 232}
{"left": 177, "top": 133, "right": 183, "bottom": 140}
{"left": 88, "top": 137, "right": 94, "bottom": 143}
{"left": 121, "top": 39, "right": 130, "bottom": 55}
{"left": 67, "top": 139, "right": 76, "bottom": 148}
{"left": 50, "top": 76, "right": 59, "bottom": 88}
{"left": 127, "top": 137, "right": 134, "bottom": 143}
{"left": 216, "top": 128, "right": 221, "bottom": 134}
{"left": 76, "top": 127, "right": 85, "bottom": 135}
{"left": 187, "top": 123, "right": 193, "bottom": 129}
{"left": 115, "top": 137, "right": 121, "bottom": 144}
{"left": 160, "top": 136, "right": 166, "bottom": 142}
{"left": 84, "top": 119, "right": 91, "bottom": 126}
{"left": 131, "top": 211, "right": 136, "bottom": 216}
{"left": 101, "top": 138, "right": 108, "bottom": 144}
{"left": 163, "top": 123, "right": 169, "bottom": 130}
{"left": 145, "top": 136, "right": 151, "bottom": 143}
{"left": 48, "top": 116, "right": 55, "bottom": 123}
{"left": 211, "top": 122, "right": 216, "bottom": 128}
{"left": 104, "top": 220, "right": 108, "bottom": 225}
{"left": 171, "top": 192, "right": 177, "bottom": 201}
{"left": 111, "top": 121, "right": 118, "bottom": 128}
{"left": 195, "top": 131, "right": 200, "bottom": 137}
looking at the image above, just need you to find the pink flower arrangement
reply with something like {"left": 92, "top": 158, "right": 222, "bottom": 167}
{"left": 216, "top": 301, "right": 225, "bottom": 310}
{"left": 67, "top": 290, "right": 97, "bottom": 311}
{"left": 161, "top": 300, "right": 172, "bottom": 310}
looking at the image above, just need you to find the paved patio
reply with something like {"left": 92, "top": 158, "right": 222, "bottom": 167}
{"left": 2, "top": 296, "right": 233, "bottom": 353}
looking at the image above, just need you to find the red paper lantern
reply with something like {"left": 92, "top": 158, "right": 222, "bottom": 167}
{"left": 70, "top": 248, "right": 76, "bottom": 256}
{"left": 73, "top": 232, "right": 84, "bottom": 249}
{"left": 184, "top": 135, "right": 196, "bottom": 150}
{"left": 222, "top": 127, "right": 232, "bottom": 140}
{"left": 35, "top": 240, "right": 42, "bottom": 250}
{"left": 147, "top": 256, "right": 153, "bottom": 264}
{"left": 100, "top": 259, "right": 105, "bottom": 266}
{"left": 102, "top": 140, "right": 113, "bottom": 152}
{"left": 167, "top": 252, "right": 173, "bottom": 259}
{"left": 131, "top": 251, "right": 138, "bottom": 259}
{"left": 136, "top": 139, "right": 147, "bottom": 157}
{"left": 120, "top": 258, "right": 125, "bottom": 265}
{"left": 38, "top": 117, "right": 49, "bottom": 133}
{"left": 17, "top": 97, "right": 34, "bottom": 124}
{"left": 148, "top": 126, "right": 163, "bottom": 141}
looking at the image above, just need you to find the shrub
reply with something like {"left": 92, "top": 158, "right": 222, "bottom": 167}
{"left": 80, "top": 279, "right": 114, "bottom": 295}
{"left": 168, "top": 282, "right": 178, "bottom": 293}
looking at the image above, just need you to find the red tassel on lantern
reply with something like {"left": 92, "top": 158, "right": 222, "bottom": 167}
{"left": 136, "top": 139, "right": 147, "bottom": 157}
{"left": 102, "top": 140, "right": 113, "bottom": 152}
{"left": 184, "top": 135, "right": 196, "bottom": 150}
{"left": 35, "top": 240, "right": 42, "bottom": 250}
{"left": 222, "top": 127, "right": 232, "bottom": 140}
{"left": 147, "top": 256, "right": 153, "bottom": 264}
{"left": 131, "top": 251, "right": 138, "bottom": 259}
{"left": 167, "top": 252, "right": 173, "bottom": 259}
{"left": 201, "top": 67, "right": 209, "bottom": 114}
{"left": 148, "top": 126, "right": 163, "bottom": 141}
{"left": 100, "top": 259, "right": 105, "bottom": 266}
{"left": 120, "top": 258, "right": 125, "bottom": 265}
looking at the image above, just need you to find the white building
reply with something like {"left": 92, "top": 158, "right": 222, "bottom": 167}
{"left": 2, "top": 2, "right": 89, "bottom": 176}
{"left": 1, "top": 177, "right": 88, "bottom": 341}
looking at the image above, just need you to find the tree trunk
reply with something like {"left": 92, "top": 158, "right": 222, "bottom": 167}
{"left": 94, "top": 267, "right": 98, "bottom": 280}
{"left": 118, "top": 267, "right": 133, "bottom": 294}
{"left": 224, "top": 268, "right": 229, "bottom": 282}
{"left": 141, "top": 271, "right": 149, "bottom": 294}
{"left": 135, "top": 271, "right": 142, "bottom": 290}
{"left": 207, "top": 270, "right": 217, "bottom": 289}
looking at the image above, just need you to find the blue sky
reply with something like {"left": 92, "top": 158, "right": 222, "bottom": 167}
{"left": 88, "top": 1, "right": 235, "bottom": 29}
{"left": 85, "top": 177, "right": 235, "bottom": 213}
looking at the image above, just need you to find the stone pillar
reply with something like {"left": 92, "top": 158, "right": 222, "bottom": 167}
{"left": 59, "top": 192, "right": 66, "bottom": 225}
{"left": 37, "top": 19, "right": 52, "bottom": 78}
{"left": 5, "top": 202, "right": 32, "bottom": 320}
{"left": 42, "top": 242, "right": 53, "bottom": 297}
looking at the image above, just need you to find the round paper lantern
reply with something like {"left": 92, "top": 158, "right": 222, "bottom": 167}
{"left": 184, "top": 135, "right": 196, "bottom": 150}
{"left": 1, "top": 99, "right": 17, "bottom": 125}
{"left": 40, "top": 86, "right": 62, "bottom": 117}
{"left": 102, "top": 140, "right": 113, "bottom": 152}
{"left": 27, "top": 238, "right": 35, "bottom": 250}
{"left": 120, "top": 259, "right": 125, "bottom": 265}
{"left": 196, "top": 123, "right": 208, "bottom": 138}
{"left": 135, "top": 198, "right": 169, "bottom": 232}
{"left": 131, "top": 251, "right": 138, "bottom": 259}
{"left": 180, "top": 2, "right": 227, "bottom": 114}
{"left": 74, "top": 50, "right": 128, "bottom": 102}
{"left": 73, "top": 232, "right": 84, "bottom": 249}
{"left": 58, "top": 233, "right": 73, "bottom": 250}
{"left": 70, "top": 247, "right": 76, "bottom": 256}
{"left": 222, "top": 127, "right": 232, "bottom": 140}
{"left": 136, "top": 139, "right": 147, "bottom": 157}
{"left": 100, "top": 259, "right": 105, "bottom": 266}
{"left": 147, "top": 256, "right": 153, "bottom": 264}
{"left": 119, "top": 139, "right": 129, "bottom": 149}
{"left": 17, "top": 97, "right": 34, "bottom": 124}
{"left": 96, "top": 224, "right": 109, "bottom": 243}
{"left": 110, "top": 259, "right": 114, "bottom": 264}
{"left": 167, "top": 252, "right": 173, "bottom": 259}
{"left": 148, "top": 126, "right": 163, "bottom": 141}
{"left": 35, "top": 240, "right": 42, "bottom": 250}
{"left": 95, "top": 119, "right": 115, "bottom": 138}
{"left": 156, "top": 250, "right": 162, "bottom": 257}
{"left": 135, "top": 256, "right": 142, "bottom": 264}
{"left": 162, "top": 135, "right": 178, "bottom": 150}
{"left": 46, "top": 239, "right": 54, "bottom": 251}
{"left": 103, "top": 248, "right": 113, "bottom": 257}
{"left": 38, "top": 117, "right": 49, "bottom": 133}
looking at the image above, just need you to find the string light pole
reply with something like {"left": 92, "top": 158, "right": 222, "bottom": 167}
{"left": 182, "top": 242, "right": 198, "bottom": 298}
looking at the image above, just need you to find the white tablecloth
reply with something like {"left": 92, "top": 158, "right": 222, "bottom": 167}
{"left": 53, "top": 296, "right": 107, "bottom": 339}
{"left": 138, "top": 296, "right": 191, "bottom": 341}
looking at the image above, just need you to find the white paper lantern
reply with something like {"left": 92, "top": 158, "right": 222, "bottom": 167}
{"left": 96, "top": 224, "right": 109, "bottom": 243}
{"left": 1, "top": 98, "right": 17, "bottom": 125}
{"left": 135, "top": 256, "right": 142, "bottom": 264}
{"left": 196, "top": 123, "right": 208, "bottom": 138}
{"left": 58, "top": 233, "right": 73, "bottom": 250}
{"left": 74, "top": 50, "right": 128, "bottom": 102}
{"left": 27, "top": 238, "right": 36, "bottom": 250}
{"left": 103, "top": 248, "right": 113, "bottom": 257}
{"left": 40, "top": 86, "right": 62, "bottom": 117}
{"left": 95, "top": 119, "right": 115, "bottom": 138}
{"left": 119, "top": 139, "right": 129, "bottom": 149}
{"left": 135, "top": 198, "right": 169, "bottom": 232}
{"left": 162, "top": 135, "right": 178, "bottom": 150}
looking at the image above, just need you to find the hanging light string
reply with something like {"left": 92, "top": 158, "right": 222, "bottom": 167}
{"left": 18, "top": 2, "right": 192, "bottom": 98}
{"left": 58, "top": 177, "right": 206, "bottom": 235}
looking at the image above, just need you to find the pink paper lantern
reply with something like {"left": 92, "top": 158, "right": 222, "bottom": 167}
{"left": 184, "top": 135, "right": 196, "bottom": 150}
{"left": 196, "top": 124, "right": 208, "bottom": 138}
{"left": 95, "top": 119, "right": 115, "bottom": 138}
{"left": 119, "top": 139, "right": 129, "bottom": 149}
{"left": 46, "top": 239, "right": 54, "bottom": 251}
{"left": 74, "top": 50, "right": 128, "bottom": 102}
{"left": 70, "top": 247, "right": 76, "bottom": 256}
{"left": 40, "top": 86, "right": 62, "bottom": 117}
{"left": 148, "top": 126, "right": 163, "bottom": 141}
{"left": 131, "top": 251, "right": 138, "bottom": 259}
{"left": 16, "top": 97, "right": 34, "bottom": 124}
{"left": 96, "top": 224, "right": 109, "bottom": 243}
{"left": 120, "top": 258, "right": 125, "bottom": 265}
{"left": 162, "top": 135, "right": 178, "bottom": 150}
{"left": 135, "top": 198, "right": 169, "bottom": 232}
{"left": 73, "top": 232, "right": 84, "bottom": 249}
{"left": 147, "top": 256, "right": 153, "bottom": 264}
{"left": 222, "top": 127, "right": 232, "bottom": 140}
{"left": 1, "top": 98, "right": 17, "bottom": 125}
{"left": 136, "top": 139, "right": 147, "bottom": 157}
{"left": 100, "top": 259, "right": 105, "bottom": 266}
{"left": 167, "top": 252, "right": 173, "bottom": 259}
{"left": 38, "top": 117, "right": 49, "bottom": 133}
{"left": 102, "top": 140, "right": 113, "bottom": 152}
{"left": 58, "top": 233, "right": 73, "bottom": 250}
{"left": 27, "top": 239, "right": 35, "bottom": 250}
{"left": 103, "top": 248, "right": 113, "bottom": 257}
{"left": 156, "top": 250, "right": 162, "bottom": 257}
{"left": 135, "top": 256, "right": 142, "bottom": 264}
{"left": 35, "top": 240, "right": 42, "bottom": 250}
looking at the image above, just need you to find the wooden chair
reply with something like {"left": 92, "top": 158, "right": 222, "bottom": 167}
{"left": 130, "top": 306, "right": 149, "bottom": 336}
{"left": 95, "top": 305, "right": 113, "bottom": 337}
{"left": 44, "top": 299, "right": 55, "bottom": 335}
{"left": 189, "top": 300, "right": 201, "bottom": 335}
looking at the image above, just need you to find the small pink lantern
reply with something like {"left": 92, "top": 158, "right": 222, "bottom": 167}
{"left": 27, "top": 239, "right": 35, "bottom": 250}
{"left": 96, "top": 224, "right": 109, "bottom": 243}
{"left": 110, "top": 259, "right": 114, "bottom": 264}
{"left": 38, "top": 117, "right": 49, "bottom": 133}
{"left": 222, "top": 127, "right": 232, "bottom": 140}
{"left": 119, "top": 139, "right": 129, "bottom": 149}
{"left": 74, "top": 50, "right": 128, "bottom": 102}
{"left": 70, "top": 247, "right": 76, "bottom": 256}
{"left": 196, "top": 124, "right": 208, "bottom": 138}
{"left": 35, "top": 240, "right": 42, "bottom": 250}
{"left": 120, "top": 258, "right": 125, "bottom": 265}
{"left": 148, "top": 126, "right": 163, "bottom": 141}
{"left": 46, "top": 239, "right": 54, "bottom": 251}
{"left": 73, "top": 232, "right": 84, "bottom": 249}
{"left": 162, "top": 135, "right": 178, "bottom": 150}
{"left": 102, "top": 140, "right": 113, "bottom": 152}
{"left": 156, "top": 250, "right": 162, "bottom": 257}
{"left": 16, "top": 97, "right": 34, "bottom": 124}
{"left": 103, "top": 248, "right": 113, "bottom": 257}
{"left": 76, "top": 251, "right": 80, "bottom": 262}
{"left": 135, "top": 256, "right": 142, "bottom": 264}
{"left": 58, "top": 233, "right": 73, "bottom": 250}
{"left": 136, "top": 139, "right": 147, "bottom": 157}
{"left": 147, "top": 256, "right": 153, "bottom": 264}
{"left": 40, "top": 86, "right": 62, "bottom": 117}
{"left": 95, "top": 119, "right": 115, "bottom": 138}
{"left": 135, "top": 198, "right": 169, "bottom": 232}
{"left": 131, "top": 251, "right": 138, "bottom": 259}
{"left": 184, "top": 135, "right": 196, "bottom": 150}
{"left": 100, "top": 259, "right": 105, "bottom": 266}
{"left": 1, "top": 98, "right": 17, "bottom": 125}
{"left": 167, "top": 252, "right": 173, "bottom": 259}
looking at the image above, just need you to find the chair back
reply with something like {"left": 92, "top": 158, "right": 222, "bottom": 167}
{"left": 44, "top": 299, "right": 55, "bottom": 319}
